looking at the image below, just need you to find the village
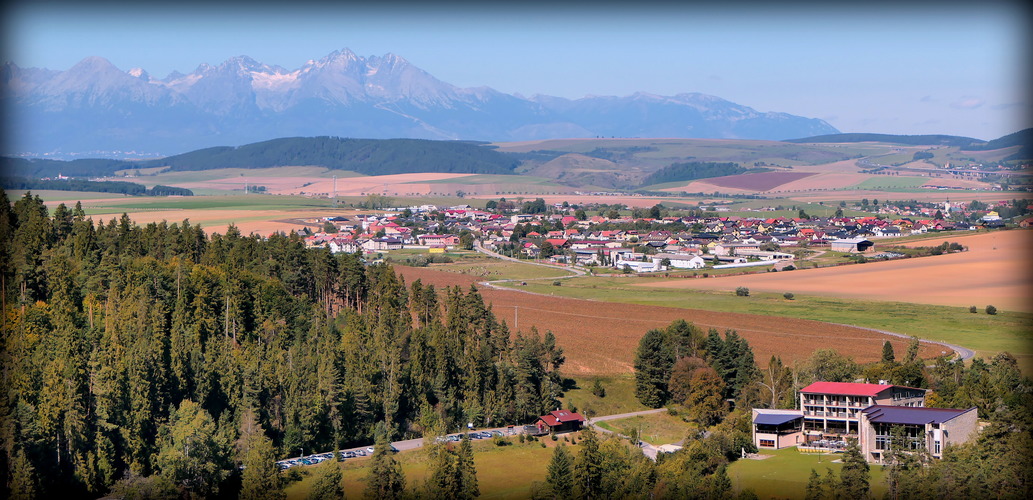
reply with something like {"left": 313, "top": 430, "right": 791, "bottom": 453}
{"left": 300, "top": 198, "right": 1022, "bottom": 273}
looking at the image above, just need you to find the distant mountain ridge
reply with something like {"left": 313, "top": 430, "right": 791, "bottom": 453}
{"left": 2, "top": 48, "right": 840, "bottom": 156}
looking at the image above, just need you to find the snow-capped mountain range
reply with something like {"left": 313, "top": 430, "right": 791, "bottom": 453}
{"left": 2, "top": 48, "right": 839, "bottom": 157}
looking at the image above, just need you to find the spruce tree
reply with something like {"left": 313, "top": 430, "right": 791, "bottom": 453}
{"left": 573, "top": 427, "right": 603, "bottom": 499}
{"left": 633, "top": 328, "right": 673, "bottom": 407}
{"left": 308, "top": 458, "right": 345, "bottom": 500}
{"left": 457, "top": 434, "right": 479, "bottom": 499}
{"left": 545, "top": 444, "right": 574, "bottom": 497}
{"left": 839, "top": 439, "right": 870, "bottom": 499}
{"left": 364, "top": 424, "right": 405, "bottom": 500}
{"left": 882, "top": 341, "right": 896, "bottom": 363}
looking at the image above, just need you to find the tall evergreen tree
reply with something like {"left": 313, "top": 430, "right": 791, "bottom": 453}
{"left": 545, "top": 444, "right": 574, "bottom": 498}
{"left": 573, "top": 426, "right": 603, "bottom": 499}
{"left": 308, "top": 457, "right": 345, "bottom": 500}
{"left": 363, "top": 424, "right": 405, "bottom": 500}
{"left": 633, "top": 329, "right": 672, "bottom": 407}
{"left": 839, "top": 439, "right": 870, "bottom": 499}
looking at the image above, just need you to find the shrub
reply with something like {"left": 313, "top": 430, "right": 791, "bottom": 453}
{"left": 519, "top": 433, "right": 526, "bottom": 443}
{"left": 551, "top": 433, "right": 558, "bottom": 441}
{"left": 591, "top": 379, "right": 606, "bottom": 398}
{"left": 493, "top": 435, "right": 510, "bottom": 446}
{"left": 784, "top": 292, "right": 795, "bottom": 300}
{"left": 969, "top": 305, "right": 978, "bottom": 313}
{"left": 552, "top": 280, "right": 562, "bottom": 286}
{"left": 986, "top": 305, "right": 998, "bottom": 315}
{"left": 735, "top": 286, "right": 750, "bottom": 297}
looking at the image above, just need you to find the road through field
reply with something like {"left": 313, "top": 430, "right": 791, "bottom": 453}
{"left": 638, "top": 230, "right": 1033, "bottom": 313}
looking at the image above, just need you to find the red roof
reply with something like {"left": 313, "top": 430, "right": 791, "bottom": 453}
{"left": 800, "top": 382, "right": 895, "bottom": 397}
{"left": 537, "top": 409, "right": 585, "bottom": 427}
{"left": 549, "top": 410, "right": 585, "bottom": 423}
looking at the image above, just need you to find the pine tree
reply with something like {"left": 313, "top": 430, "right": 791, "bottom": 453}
{"left": 573, "top": 427, "right": 603, "bottom": 499}
{"left": 364, "top": 424, "right": 405, "bottom": 500}
{"left": 545, "top": 444, "right": 574, "bottom": 498}
{"left": 239, "top": 412, "right": 285, "bottom": 500}
{"left": 881, "top": 341, "right": 895, "bottom": 363}
{"left": 839, "top": 439, "right": 870, "bottom": 499}
{"left": 633, "top": 328, "right": 672, "bottom": 407}
{"left": 308, "top": 457, "right": 345, "bottom": 500}
{"left": 457, "top": 434, "right": 479, "bottom": 499}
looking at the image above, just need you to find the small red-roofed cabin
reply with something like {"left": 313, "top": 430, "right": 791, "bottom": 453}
{"left": 535, "top": 409, "right": 585, "bottom": 434}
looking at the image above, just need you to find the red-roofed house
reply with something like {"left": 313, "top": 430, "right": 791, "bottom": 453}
{"left": 799, "top": 382, "right": 925, "bottom": 438}
{"left": 535, "top": 409, "right": 586, "bottom": 434}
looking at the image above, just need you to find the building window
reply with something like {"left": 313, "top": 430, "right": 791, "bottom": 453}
{"left": 759, "top": 439, "right": 775, "bottom": 448}
{"left": 934, "top": 441, "right": 941, "bottom": 454}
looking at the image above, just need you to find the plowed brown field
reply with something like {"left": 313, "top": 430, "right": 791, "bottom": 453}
{"left": 640, "top": 230, "right": 1033, "bottom": 313}
{"left": 394, "top": 266, "right": 942, "bottom": 375}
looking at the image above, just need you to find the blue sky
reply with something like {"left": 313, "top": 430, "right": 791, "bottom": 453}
{"left": 4, "top": 1, "right": 1029, "bottom": 140}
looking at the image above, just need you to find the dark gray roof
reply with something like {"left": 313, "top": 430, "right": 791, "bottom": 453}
{"left": 862, "top": 405, "right": 974, "bottom": 425}
{"left": 754, "top": 413, "right": 803, "bottom": 426}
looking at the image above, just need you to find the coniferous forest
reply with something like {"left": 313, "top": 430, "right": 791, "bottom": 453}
{"left": 0, "top": 189, "right": 565, "bottom": 498}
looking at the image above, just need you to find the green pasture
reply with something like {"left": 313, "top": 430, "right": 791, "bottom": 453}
{"left": 562, "top": 374, "right": 648, "bottom": 418}
{"left": 729, "top": 446, "right": 889, "bottom": 499}
{"left": 26, "top": 190, "right": 136, "bottom": 203}
{"left": 596, "top": 412, "right": 691, "bottom": 446}
{"left": 850, "top": 177, "right": 930, "bottom": 190}
{"left": 284, "top": 438, "right": 563, "bottom": 500}
{"left": 81, "top": 194, "right": 339, "bottom": 212}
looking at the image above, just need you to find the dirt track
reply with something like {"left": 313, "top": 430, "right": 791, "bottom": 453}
{"left": 394, "top": 266, "right": 943, "bottom": 375}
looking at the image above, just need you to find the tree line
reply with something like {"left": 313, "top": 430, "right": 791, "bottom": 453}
{"left": 0, "top": 189, "right": 565, "bottom": 498}
{"left": 0, "top": 177, "right": 194, "bottom": 197}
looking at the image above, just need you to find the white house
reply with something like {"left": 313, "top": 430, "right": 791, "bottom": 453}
{"left": 653, "top": 253, "right": 707, "bottom": 269}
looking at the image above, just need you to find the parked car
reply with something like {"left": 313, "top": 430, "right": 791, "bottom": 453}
{"left": 366, "top": 447, "right": 375, "bottom": 454}
{"left": 354, "top": 450, "right": 366, "bottom": 457}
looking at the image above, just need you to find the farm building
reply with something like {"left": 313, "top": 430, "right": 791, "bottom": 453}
{"left": 534, "top": 410, "right": 585, "bottom": 434}
{"left": 830, "top": 238, "right": 874, "bottom": 253}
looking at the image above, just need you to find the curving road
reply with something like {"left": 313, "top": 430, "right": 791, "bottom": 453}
{"left": 472, "top": 240, "right": 975, "bottom": 363}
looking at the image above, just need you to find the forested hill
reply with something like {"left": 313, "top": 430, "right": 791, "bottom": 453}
{"left": 784, "top": 133, "right": 983, "bottom": 147}
{"left": 0, "top": 188, "right": 565, "bottom": 498}
{"left": 148, "top": 137, "right": 519, "bottom": 175}
{"left": 3, "top": 136, "right": 520, "bottom": 178}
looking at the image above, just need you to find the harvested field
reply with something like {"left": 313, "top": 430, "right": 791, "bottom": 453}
{"left": 639, "top": 230, "right": 1033, "bottom": 313}
{"left": 701, "top": 172, "right": 817, "bottom": 191}
{"left": 179, "top": 172, "right": 475, "bottom": 196}
{"left": 393, "top": 266, "right": 942, "bottom": 375}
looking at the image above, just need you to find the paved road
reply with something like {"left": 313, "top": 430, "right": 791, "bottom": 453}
{"left": 473, "top": 240, "right": 976, "bottom": 363}
{"left": 826, "top": 322, "right": 974, "bottom": 362}
{"left": 587, "top": 408, "right": 668, "bottom": 461}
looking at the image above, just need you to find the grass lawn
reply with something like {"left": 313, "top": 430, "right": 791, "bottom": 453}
{"left": 284, "top": 438, "right": 571, "bottom": 499}
{"left": 729, "top": 446, "right": 889, "bottom": 499}
{"left": 596, "top": 412, "right": 690, "bottom": 446}
{"left": 561, "top": 374, "right": 648, "bottom": 418}
{"left": 417, "top": 252, "right": 576, "bottom": 281}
